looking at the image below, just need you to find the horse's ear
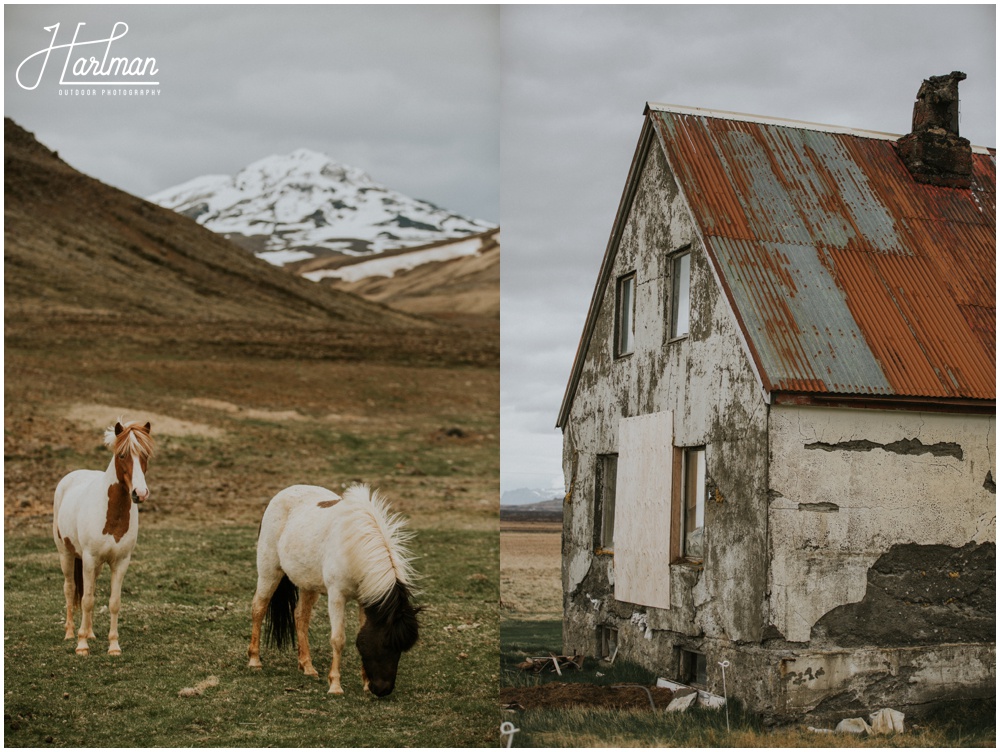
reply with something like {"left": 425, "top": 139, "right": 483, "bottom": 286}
{"left": 143, "top": 422, "right": 151, "bottom": 433}
{"left": 114, "top": 422, "right": 124, "bottom": 436}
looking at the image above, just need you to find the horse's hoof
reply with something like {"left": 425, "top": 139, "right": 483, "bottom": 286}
{"left": 75, "top": 647, "right": 90, "bottom": 656}
{"left": 248, "top": 659, "right": 263, "bottom": 670}
{"left": 108, "top": 648, "right": 122, "bottom": 656}
{"left": 327, "top": 685, "right": 344, "bottom": 695}
{"left": 300, "top": 665, "right": 319, "bottom": 678}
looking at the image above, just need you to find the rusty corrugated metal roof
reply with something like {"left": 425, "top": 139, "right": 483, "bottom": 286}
{"left": 650, "top": 106, "right": 996, "bottom": 401}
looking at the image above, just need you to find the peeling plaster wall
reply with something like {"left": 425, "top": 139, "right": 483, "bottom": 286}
{"left": 561, "top": 139, "right": 769, "bottom": 667}
{"left": 768, "top": 405, "right": 996, "bottom": 644}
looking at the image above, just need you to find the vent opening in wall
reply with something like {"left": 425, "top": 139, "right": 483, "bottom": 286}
{"left": 599, "top": 626, "right": 619, "bottom": 662}
{"left": 678, "top": 648, "right": 707, "bottom": 686}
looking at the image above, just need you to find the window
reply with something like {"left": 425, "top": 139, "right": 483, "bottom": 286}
{"left": 615, "top": 273, "right": 636, "bottom": 356}
{"left": 670, "top": 251, "right": 691, "bottom": 339}
{"left": 678, "top": 649, "right": 708, "bottom": 686}
{"left": 681, "top": 447, "right": 705, "bottom": 560}
{"left": 599, "top": 626, "right": 619, "bottom": 662}
{"left": 594, "top": 454, "right": 618, "bottom": 551}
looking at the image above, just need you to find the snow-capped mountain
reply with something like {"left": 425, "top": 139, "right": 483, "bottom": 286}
{"left": 147, "top": 148, "right": 495, "bottom": 264}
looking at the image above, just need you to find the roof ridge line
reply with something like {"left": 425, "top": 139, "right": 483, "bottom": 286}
{"left": 645, "top": 102, "right": 994, "bottom": 154}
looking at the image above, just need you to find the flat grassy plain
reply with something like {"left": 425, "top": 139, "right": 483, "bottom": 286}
{"left": 5, "top": 526, "right": 497, "bottom": 747}
{"left": 499, "top": 519, "right": 562, "bottom": 620}
{"left": 5, "top": 316, "right": 500, "bottom": 747}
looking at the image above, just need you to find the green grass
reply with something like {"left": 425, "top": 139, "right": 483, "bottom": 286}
{"left": 5, "top": 527, "right": 499, "bottom": 747}
{"left": 499, "top": 619, "right": 996, "bottom": 748}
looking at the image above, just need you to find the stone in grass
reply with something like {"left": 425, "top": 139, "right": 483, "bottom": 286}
{"left": 178, "top": 676, "right": 219, "bottom": 698}
{"left": 835, "top": 717, "right": 872, "bottom": 735}
{"left": 665, "top": 689, "right": 698, "bottom": 713}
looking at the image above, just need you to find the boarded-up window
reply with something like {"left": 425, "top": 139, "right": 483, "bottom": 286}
{"left": 594, "top": 454, "right": 618, "bottom": 551}
{"left": 613, "top": 411, "right": 673, "bottom": 609}
{"left": 615, "top": 273, "right": 636, "bottom": 357}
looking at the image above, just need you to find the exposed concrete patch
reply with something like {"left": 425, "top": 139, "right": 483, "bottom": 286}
{"left": 797, "top": 502, "right": 839, "bottom": 513}
{"left": 811, "top": 542, "right": 995, "bottom": 647}
{"left": 805, "top": 437, "right": 963, "bottom": 461}
{"left": 66, "top": 404, "right": 223, "bottom": 439}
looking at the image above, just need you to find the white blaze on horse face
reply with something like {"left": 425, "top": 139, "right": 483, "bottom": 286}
{"left": 130, "top": 455, "right": 149, "bottom": 502}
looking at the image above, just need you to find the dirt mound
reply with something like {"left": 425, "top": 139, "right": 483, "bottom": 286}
{"left": 501, "top": 683, "right": 674, "bottom": 711}
{"left": 66, "top": 404, "right": 223, "bottom": 438}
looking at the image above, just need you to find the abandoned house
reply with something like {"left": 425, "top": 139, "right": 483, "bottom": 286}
{"left": 556, "top": 72, "right": 995, "bottom": 722}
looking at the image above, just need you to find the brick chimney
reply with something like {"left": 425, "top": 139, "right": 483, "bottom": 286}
{"left": 896, "top": 71, "right": 972, "bottom": 189}
{"left": 896, "top": 72, "right": 972, "bottom": 188}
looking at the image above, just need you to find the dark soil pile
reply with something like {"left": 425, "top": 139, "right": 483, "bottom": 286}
{"left": 501, "top": 683, "right": 674, "bottom": 711}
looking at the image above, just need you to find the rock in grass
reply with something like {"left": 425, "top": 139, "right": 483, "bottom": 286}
{"left": 178, "top": 676, "right": 220, "bottom": 698}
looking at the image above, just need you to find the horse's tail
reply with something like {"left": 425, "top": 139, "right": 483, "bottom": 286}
{"left": 264, "top": 574, "right": 298, "bottom": 649}
{"left": 73, "top": 557, "right": 84, "bottom": 607}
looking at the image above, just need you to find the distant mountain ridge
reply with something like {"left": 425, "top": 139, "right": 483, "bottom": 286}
{"left": 501, "top": 487, "right": 565, "bottom": 506}
{"left": 148, "top": 148, "right": 496, "bottom": 263}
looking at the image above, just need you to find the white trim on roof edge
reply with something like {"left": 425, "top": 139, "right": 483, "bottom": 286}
{"left": 645, "top": 102, "right": 994, "bottom": 154}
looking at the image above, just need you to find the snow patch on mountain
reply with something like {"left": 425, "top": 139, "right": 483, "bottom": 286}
{"left": 148, "top": 148, "right": 495, "bottom": 262}
{"left": 304, "top": 236, "right": 485, "bottom": 283}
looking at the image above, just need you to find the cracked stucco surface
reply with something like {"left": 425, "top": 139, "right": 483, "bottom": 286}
{"left": 769, "top": 405, "right": 996, "bottom": 642}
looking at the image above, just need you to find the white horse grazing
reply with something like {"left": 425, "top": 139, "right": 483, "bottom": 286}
{"left": 248, "top": 484, "right": 420, "bottom": 697}
{"left": 53, "top": 420, "right": 153, "bottom": 656}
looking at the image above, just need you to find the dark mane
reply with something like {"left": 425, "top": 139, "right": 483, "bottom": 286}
{"left": 365, "top": 580, "right": 420, "bottom": 653}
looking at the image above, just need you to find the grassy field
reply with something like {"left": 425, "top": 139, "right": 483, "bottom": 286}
{"left": 5, "top": 525, "right": 498, "bottom": 747}
{"left": 499, "top": 519, "right": 562, "bottom": 620}
{"left": 5, "top": 313, "right": 501, "bottom": 747}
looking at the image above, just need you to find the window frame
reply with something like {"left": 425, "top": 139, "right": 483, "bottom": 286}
{"left": 677, "top": 648, "right": 708, "bottom": 687}
{"left": 594, "top": 453, "right": 618, "bottom": 554}
{"left": 614, "top": 272, "right": 636, "bottom": 358}
{"left": 599, "top": 626, "right": 619, "bottom": 662}
{"left": 671, "top": 445, "right": 706, "bottom": 564}
{"left": 669, "top": 248, "right": 692, "bottom": 341}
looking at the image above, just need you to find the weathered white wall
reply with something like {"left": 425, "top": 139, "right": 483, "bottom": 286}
{"left": 562, "top": 133, "right": 770, "bottom": 660}
{"left": 769, "top": 405, "right": 996, "bottom": 642}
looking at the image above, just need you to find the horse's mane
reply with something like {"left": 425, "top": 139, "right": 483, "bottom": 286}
{"left": 104, "top": 419, "right": 155, "bottom": 460}
{"left": 340, "top": 484, "right": 417, "bottom": 608}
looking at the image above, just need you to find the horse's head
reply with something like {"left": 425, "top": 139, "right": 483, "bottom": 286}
{"left": 357, "top": 581, "right": 420, "bottom": 697}
{"left": 107, "top": 421, "right": 154, "bottom": 502}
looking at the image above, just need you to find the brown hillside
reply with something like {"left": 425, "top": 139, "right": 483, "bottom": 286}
{"left": 292, "top": 229, "right": 500, "bottom": 318}
{"left": 3, "top": 117, "right": 418, "bottom": 329}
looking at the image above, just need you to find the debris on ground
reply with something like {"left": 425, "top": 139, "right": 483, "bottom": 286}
{"left": 501, "top": 682, "right": 673, "bottom": 711}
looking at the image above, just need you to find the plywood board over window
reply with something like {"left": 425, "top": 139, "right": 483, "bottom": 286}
{"left": 614, "top": 411, "right": 673, "bottom": 610}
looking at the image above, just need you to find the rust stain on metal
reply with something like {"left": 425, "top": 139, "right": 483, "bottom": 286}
{"left": 651, "top": 107, "right": 995, "bottom": 402}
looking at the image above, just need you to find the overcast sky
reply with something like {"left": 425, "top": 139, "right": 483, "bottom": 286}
{"left": 499, "top": 4, "right": 996, "bottom": 496}
{"left": 5, "top": 5, "right": 500, "bottom": 221}
{"left": 5, "top": 5, "right": 996, "bottom": 500}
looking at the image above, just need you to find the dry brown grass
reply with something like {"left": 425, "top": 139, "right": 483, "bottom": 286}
{"left": 500, "top": 519, "right": 562, "bottom": 619}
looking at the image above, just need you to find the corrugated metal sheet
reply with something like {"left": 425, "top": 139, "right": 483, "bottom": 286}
{"left": 651, "top": 108, "right": 996, "bottom": 400}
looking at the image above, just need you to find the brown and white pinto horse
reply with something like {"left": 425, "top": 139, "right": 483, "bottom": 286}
{"left": 248, "top": 484, "right": 420, "bottom": 697}
{"left": 53, "top": 420, "right": 153, "bottom": 656}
